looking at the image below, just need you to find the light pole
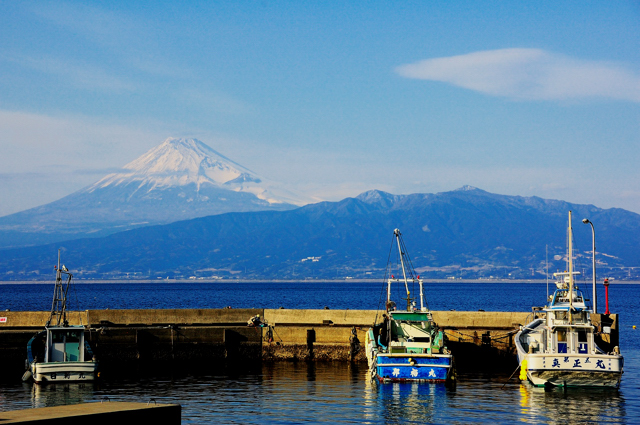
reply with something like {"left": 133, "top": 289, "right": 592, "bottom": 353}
{"left": 582, "top": 218, "right": 597, "bottom": 313}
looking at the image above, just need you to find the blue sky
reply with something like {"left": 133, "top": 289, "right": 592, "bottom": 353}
{"left": 1, "top": 1, "right": 639, "bottom": 216}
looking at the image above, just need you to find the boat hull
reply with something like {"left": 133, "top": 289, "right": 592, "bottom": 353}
{"left": 516, "top": 347, "right": 623, "bottom": 388}
{"left": 375, "top": 353, "right": 452, "bottom": 383}
{"left": 31, "top": 361, "right": 98, "bottom": 384}
{"left": 528, "top": 369, "right": 622, "bottom": 387}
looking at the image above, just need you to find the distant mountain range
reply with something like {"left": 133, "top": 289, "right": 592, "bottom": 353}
{"left": 1, "top": 186, "right": 639, "bottom": 281}
{"left": 0, "top": 138, "right": 308, "bottom": 248}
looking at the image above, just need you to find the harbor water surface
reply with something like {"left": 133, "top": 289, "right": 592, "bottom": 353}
{"left": 1, "top": 281, "right": 639, "bottom": 423}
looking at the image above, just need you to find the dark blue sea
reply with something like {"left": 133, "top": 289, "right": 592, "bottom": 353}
{"left": 1, "top": 281, "right": 639, "bottom": 423}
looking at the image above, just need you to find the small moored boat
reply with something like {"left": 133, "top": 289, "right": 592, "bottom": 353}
{"left": 24, "top": 251, "right": 98, "bottom": 384}
{"left": 515, "top": 211, "right": 623, "bottom": 387}
{"left": 366, "top": 229, "right": 454, "bottom": 383}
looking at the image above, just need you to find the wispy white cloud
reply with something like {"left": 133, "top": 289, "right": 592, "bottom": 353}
{"left": 29, "top": 2, "right": 132, "bottom": 41}
{"left": 6, "top": 53, "right": 135, "bottom": 92}
{"left": 0, "top": 110, "right": 164, "bottom": 173}
{"left": 396, "top": 48, "right": 640, "bottom": 102}
{"left": 23, "top": 2, "right": 191, "bottom": 81}
{"left": 0, "top": 110, "right": 171, "bottom": 216}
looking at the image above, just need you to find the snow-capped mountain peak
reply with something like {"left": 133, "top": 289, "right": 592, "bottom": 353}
{"left": 0, "top": 137, "right": 312, "bottom": 247}
{"left": 90, "top": 137, "right": 258, "bottom": 189}
{"left": 87, "top": 137, "right": 305, "bottom": 206}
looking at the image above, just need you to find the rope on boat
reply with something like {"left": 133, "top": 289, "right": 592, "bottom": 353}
{"left": 443, "top": 329, "right": 518, "bottom": 344}
{"left": 501, "top": 362, "right": 522, "bottom": 389}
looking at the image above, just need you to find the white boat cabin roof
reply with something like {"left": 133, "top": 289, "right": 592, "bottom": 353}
{"left": 545, "top": 272, "right": 590, "bottom": 312}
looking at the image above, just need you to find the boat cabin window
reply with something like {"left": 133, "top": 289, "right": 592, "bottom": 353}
{"left": 52, "top": 330, "right": 81, "bottom": 342}
{"left": 66, "top": 331, "right": 80, "bottom": 342}
{"left": 554, "top": 291, "right": 568, "bottom": 303}
{"left": 51, "top": 332, "right": 66, "bottom": 343}
{"left": 557, "top": 330, "right": 568, "bottom": 354}
{"left": 577, "top": 329, "right": 588, "bottom": 354}
{"left": 555, "top": 311, "right": 567, "bottom": 321}
{"left": 578, "top": 330, "right": 587, "bottom": 342}
{"left": 49, "top": 329, "right": 83, "bottom": 363}
{"left": 575, "top": 312, "right": 587, "bottom": 324}
{"left": 557, "top": 330, "right": 567, "bottom": 341}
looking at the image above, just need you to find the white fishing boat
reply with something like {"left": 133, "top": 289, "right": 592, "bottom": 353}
{"left": 23, "top": 251, "right": 98, "bottom": 384}
{"left": 366, "top": 229, "right": 454, "bottom": 383}
{"left": 515, "top": 211, "right": 623, "bottom": 387}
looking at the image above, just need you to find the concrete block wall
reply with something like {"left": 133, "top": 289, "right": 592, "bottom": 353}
{"left": 432, "top": 311, "right": 530, "bottom": 329}
{"left": 86, "top": 308, "right": 260, "bottom": 326}
{"left": 263, "top": 309, "right": 378, "bottom": 327}
{"left": 0, "top": 311, "right": 87, "bottom": 328}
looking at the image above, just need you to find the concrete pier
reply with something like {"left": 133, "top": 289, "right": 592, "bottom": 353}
{"left": 0, "top": 402, "right": 180, "bottom": 424}
{"left": 0, "top": 309, "right": 619, "bottom": 375}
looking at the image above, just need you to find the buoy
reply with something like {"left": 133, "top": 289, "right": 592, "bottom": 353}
{"left": 519, "top": 359, "right": 528, "bottom": 381}
{"left": 633, "top": 325, "right": 637, "bottom": 330}
{"left": 21, "top": 370, "right": 32, "bottom": 382}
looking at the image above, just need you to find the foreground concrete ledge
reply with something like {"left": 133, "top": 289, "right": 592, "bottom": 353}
{"left": 0, "top": 401, "right": 181, "bottom": 424}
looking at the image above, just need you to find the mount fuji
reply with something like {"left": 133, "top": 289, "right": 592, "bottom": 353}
{"left": 0, "top": 138, "right": 308, "bottom": 248}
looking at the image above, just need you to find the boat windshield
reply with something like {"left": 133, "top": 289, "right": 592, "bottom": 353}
{"left": 391, "top": 312, "right": 430, "bottom": 322}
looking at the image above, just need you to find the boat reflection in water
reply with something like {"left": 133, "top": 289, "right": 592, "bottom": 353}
{"left": 517, "top": 382, "right": 626, "bottom": 423}
{"left": 2, "top": 361, "right": 633, "bottom": 423}
{"left": 29, "top": 382, "right": 96, "bottom": 409}
{"left": 374, "top": 381, "right": 450, "bottom": 423}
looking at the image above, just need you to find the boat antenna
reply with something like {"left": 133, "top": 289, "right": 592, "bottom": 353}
{"left": 546, "top": 244, "right": 549, "bottom": 300}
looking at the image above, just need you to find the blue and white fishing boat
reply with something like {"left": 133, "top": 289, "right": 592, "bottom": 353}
{"left": 23, "top": 251, "right": 98, "bottom": 384}
{"left": 515, "top": 211, "right": 624, "bottom": 387}
{"left": 366, "top": 229, "right": 454, "bottom": 383}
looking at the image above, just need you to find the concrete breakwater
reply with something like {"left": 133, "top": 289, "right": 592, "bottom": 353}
{"left": 0, "top": 309, "right": 619, "bottom": 377}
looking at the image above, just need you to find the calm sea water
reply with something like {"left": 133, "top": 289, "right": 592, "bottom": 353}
{"left": 1, "top": 281, "right": 639, "bottom": 423}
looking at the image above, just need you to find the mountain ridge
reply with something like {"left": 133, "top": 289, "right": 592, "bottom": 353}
{"left": 1, "top": 187, "right": 638, "bottom": 281}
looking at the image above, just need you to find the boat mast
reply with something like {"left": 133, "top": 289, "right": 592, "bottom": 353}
{"left": 47, "top": 249, "right": 72, "bottom": 327}
{"left": 568, "top": 211, "right": 574, "bottom": 322}
{"left": 394, "top": 229, "right": 412, "bottom": 311}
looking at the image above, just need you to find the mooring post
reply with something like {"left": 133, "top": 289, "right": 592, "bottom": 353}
{"left": 307, "top": 329, "right": 315, "bottom": 359}
{"left": 349, "top": 326, "right": 360, "bottom": 361}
